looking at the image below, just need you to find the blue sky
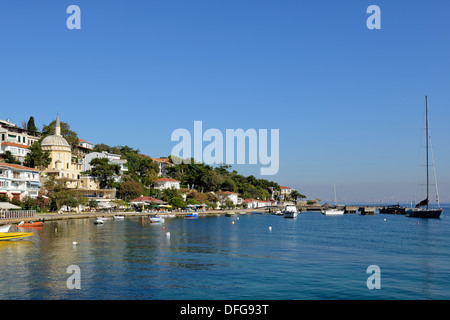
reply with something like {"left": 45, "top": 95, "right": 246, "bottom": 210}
{"left": 1, "top": 1, "right": 449, "bottom": 202}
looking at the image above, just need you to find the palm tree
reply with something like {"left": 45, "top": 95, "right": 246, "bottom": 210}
{"left": 289, "top": 190, "right": 306, "bottom": 205}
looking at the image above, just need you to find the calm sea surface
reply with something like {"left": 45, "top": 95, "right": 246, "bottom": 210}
{"left": 1, "top": 207, "right": 450, "bottom": 300}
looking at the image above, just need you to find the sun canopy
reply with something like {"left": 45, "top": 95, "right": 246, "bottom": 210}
{"left": 0, "top": 202, "right": 22, "bottom": 209}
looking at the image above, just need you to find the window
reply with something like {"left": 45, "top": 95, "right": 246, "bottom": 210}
{"left": 0, "top": 181, "right": 5, "bottom": 188}
{"left": 13, "top": 172, "right": 20, "bottom": 179}
{"left": 1, "top": 134, "right": 4, "bottom": 141}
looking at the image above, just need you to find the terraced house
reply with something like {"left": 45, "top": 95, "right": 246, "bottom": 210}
{"left": 0, "top": 162, "right": 41, "bottom": 200}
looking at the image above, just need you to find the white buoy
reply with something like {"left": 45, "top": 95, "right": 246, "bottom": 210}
{"left": 166, "top": 232, "right": 171, "bottom": 238}
{"left": 384, "top": 219, "right": 386, "bottom": 222}
{"left": 268, "top": 226, "right": 272, "bottom": 231}
{"left": 232, "top": 221, "right": 235, "bottom": 224}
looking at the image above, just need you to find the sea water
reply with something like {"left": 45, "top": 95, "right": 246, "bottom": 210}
{"left": 1, "top": 207, "right": 450, "bottom": 300}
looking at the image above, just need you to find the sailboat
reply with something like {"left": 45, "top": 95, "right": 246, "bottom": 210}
{"left": 406, "top": 96, "right": 443, "bottom": 219}
{"left": 322, "top": 184, "right": 344, "bottom": 215}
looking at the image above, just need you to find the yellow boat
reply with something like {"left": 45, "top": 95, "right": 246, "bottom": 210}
{"left": 0, "top": 232, "right": 33, "bottom": 241}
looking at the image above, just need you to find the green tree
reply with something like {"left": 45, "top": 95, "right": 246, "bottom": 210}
{"left": 43, "top": 177, "right": 79, "bottom": 211}
{"left": 290, "top": 190, "right": 306, "bottom": 204}
{"left": 88, "top": 158, "right": 121, "bottom": 189}
{"left": 0, "top": 151, "right": 20, "bottom": 164}
{"left": 169, "top": 196, "right": 186, "bottom": 209}
{"left": 117, "top": 178, "right": 143, "bottom": 201}
{"left": 23, "top": 141, "right": 51, "bottom": 169}
{"left": 27, "top": 116, "right": 38, "bottom": 135}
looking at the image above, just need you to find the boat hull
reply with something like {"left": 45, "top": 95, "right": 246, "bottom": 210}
{"left": 405, "top": 208, "right": 443, "bottom": 219}
{"left": 0, "top": 232, "right": 33, "bottom": 241}
{"left": 17, "top": 221, "right": 44, "bottom": 228}
{"left": 283, "top": 212, "right": 298, "bottom": 218}
{"left": 150, "top": 217, "right": 165, "bottom": 223}
{"left": 323, "top": 209, "right": 344, "bottom": 216}
{"left": 0, "top": 224, "right": 12, "bottom": 233}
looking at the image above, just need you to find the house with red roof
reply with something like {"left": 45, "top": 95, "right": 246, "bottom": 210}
{"left": 217, "top": 191, "right": 239, "bottom": 205}
{"left": 153, "top": 178, "right": 180, "bottom": 190}
{"left": 0, "top": 162, "right": 41, "bottom": 200}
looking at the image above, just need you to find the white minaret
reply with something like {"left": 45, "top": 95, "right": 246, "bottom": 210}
{"left": 55, "top": 113, "right": 61, "bottom": 136}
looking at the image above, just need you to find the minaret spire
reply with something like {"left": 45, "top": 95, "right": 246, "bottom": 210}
{"left": 55, "top": 113, "right": 61, "bottom": 136}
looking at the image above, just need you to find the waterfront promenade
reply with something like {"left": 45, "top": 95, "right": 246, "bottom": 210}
{"left": 0, "top": 209, "right": 255, "bottom": 226}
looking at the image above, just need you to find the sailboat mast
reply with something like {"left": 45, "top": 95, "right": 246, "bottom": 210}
{"left": 333, "top": 184, "right": 337, "bottom": 206}
{"left": 426, "top": 95, "right": 429, "bottom": 209}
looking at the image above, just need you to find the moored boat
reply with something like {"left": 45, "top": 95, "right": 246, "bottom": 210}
{"left": 94, "top": 217, "right": 105, "bottom": 224}
{"left": 406, "top": 96, "right": 443, "bottom": 219}
{"left": 0, "top": 224, "right": 12, "bottom": 232}
{"left": 149, "top": 216, "right": 165, "bottom": 223}
{"left": 185, "top": 213, "right": 198, "bottom": 219}
{"left": 0, "top": 232, "right": 33, "bottom": 241}
{"left": 283, "top": 205, "right": 298, "bottom": 218}
{"left": 322, "top": 185, "right": 344, "bottom": 215}
{"left": 16, "top": 221, "right": 44, "bottom": 228}
{"left": 322, "top": 208, "right": 344, "bottom": 216}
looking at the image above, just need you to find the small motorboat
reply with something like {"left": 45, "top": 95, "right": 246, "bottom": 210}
{"left": 185, "top": 213, "right": 198, "bottom": 220}
{"left": 283, "top": 205, "right": 299, "bottom": 218}
{"left": 0, "top": 232, "right": 33, "bottom": 241}
{"left": 0, "top": 224, "right": 12, "bottom": 233}
{"left": 225, "top": 211, "right": 236, "bottom": 217}
{"left": 114, "top": 215, "right": 125, "bottom": 220}
{"left": 149, "top": 216, "right": 165, "bottom": 223}
{"left": 16, "top": 221, "right": 44, "bottom": 228}
{"left": 94, "top": 217, "right": 105, "bottom": 224}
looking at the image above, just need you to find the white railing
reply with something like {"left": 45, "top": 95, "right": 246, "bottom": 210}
{"left": 0, "top": 210, "right": 36, "bottom": 220}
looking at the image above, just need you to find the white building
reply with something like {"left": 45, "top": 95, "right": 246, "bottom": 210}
{"left": 82, "top": 151, "right": 128, "bottom": 177}
{"left": 151, "top": 157, "right": 173, "bottom": 177}
{"left": 153, "top": 178, "right": 180, "bottom": 190}
{"left": 77, "top": 138, "right": 94, "bottom": 156}
{"left": 0, "top": 119, "right": 38, "bottom": 164}
{"left": 0, "top": 162, "right": 41, "bottom": 200}
{"left": 1, "top": 142, "right": 30, "bottom": 164}
{"left": 280, "top": 186, "right": 294, "bottom": 200}
{"left": 217, "top": 191, "right": 239, "bottom": 205}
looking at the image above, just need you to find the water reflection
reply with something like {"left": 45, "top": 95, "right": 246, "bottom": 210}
{"left": 1, "top": 213, "right": 450, "bottom": 299}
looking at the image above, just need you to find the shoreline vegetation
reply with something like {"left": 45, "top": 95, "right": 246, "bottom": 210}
{"left": 1, "top": 116, "right": 307, "bottom": 218}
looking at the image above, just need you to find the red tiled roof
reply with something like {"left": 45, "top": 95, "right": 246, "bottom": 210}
{"left": 155, "top": 178, "right": 180, "bottom": 182}
{"left": 151, "top": 157, "right": 172, "bottom": 164}
{"left": 1, "top": 142, "right": 29, "bottom": 149}
{"left": 218, "top": 191, "right": 238, "bottom": 195}
{"left": 0, "top": 162, "right": 40, "bottom": 172}
{"left": 130, "top": 196, "right": 163, "bottom": 202}
{"left": 280, "top": 186, "right": 292, "bottom": 189}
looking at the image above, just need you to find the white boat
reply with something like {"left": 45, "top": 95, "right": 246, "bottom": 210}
{"left": 114, "top": 215, "right": 125, "bottom": 220}
{"left": 149, "top": 216, "right": 165, "bottom": 223}
{"left": 0, "top": 224, "right": 12, "bottom": 232}
{"left": 94, "top": 217, "right": 105, "bottom": 224}
{"left": 283, "top": 205, "right": 298, "bottom": 218}
{"left": 323, "top": 184, "right": 344, "bottom": 215}
{"left": 160, "top": 213, "right": 176, "bottom": 218}
{"left": 322, "top": 208, "right": 344, "bottom": 215}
